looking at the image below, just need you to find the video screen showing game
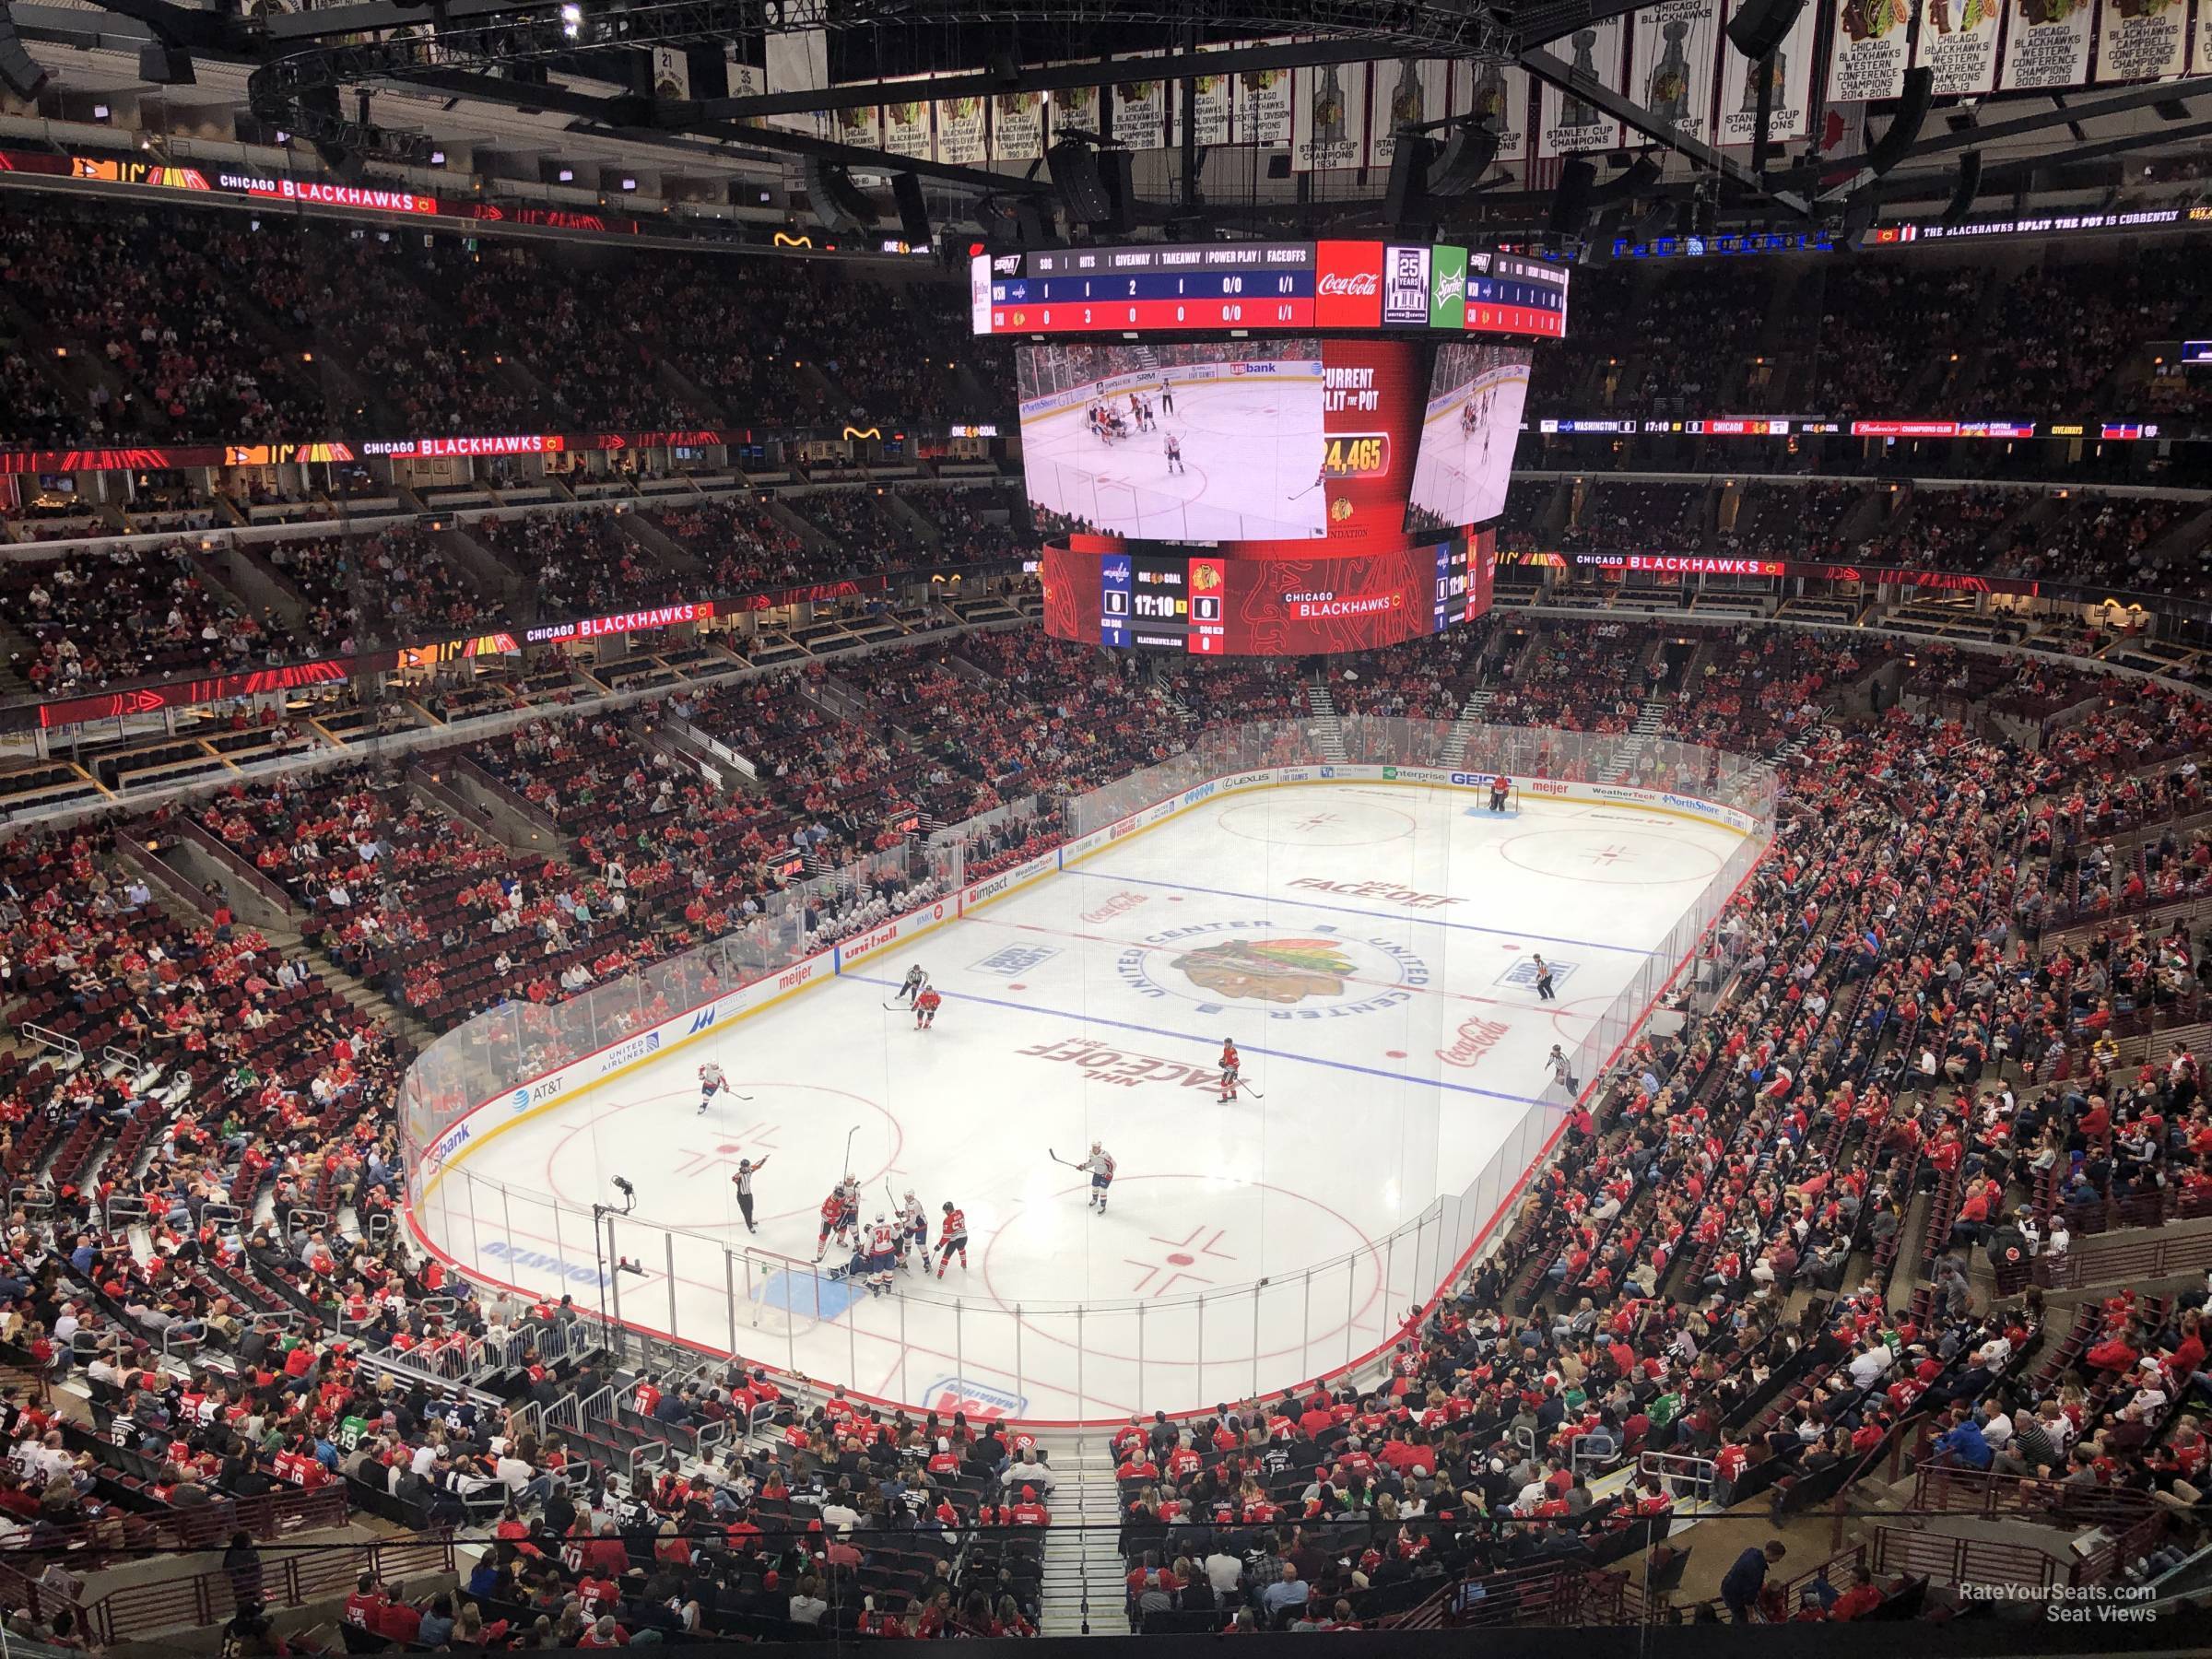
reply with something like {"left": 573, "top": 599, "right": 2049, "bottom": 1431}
{"left": 1016, "top": 340, "right": 1325, "bottom": 543}
{"left": 1404, "top": 341, "right": 1531, "bottom": 535}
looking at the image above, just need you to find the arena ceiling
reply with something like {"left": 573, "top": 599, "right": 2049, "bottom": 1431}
{"left": 5, "top": 0, "right": 2209, "bottom": 244}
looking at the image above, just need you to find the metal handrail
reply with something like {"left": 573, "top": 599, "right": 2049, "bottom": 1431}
{"left": 18, "top": 1024, "right": 80, "bottom": 1061}
{"left": 1638, "top": 1449, "right": 1715, "bottom": 1500}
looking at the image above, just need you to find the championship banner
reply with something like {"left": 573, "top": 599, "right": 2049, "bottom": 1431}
{"left": 1047, "top": 73, "right": 1102, "bottom": 147}
{"left": 1233, "top": 41, "right": 1297, "bottom": 145}
{"left": 1916, "top": 0, "right": 2004, "bottom": 94}
{"left": 1827, "top": 0, "right": 1913, "bottom": 100}
{"left": 1718, "top": 0, "right": 1818, "bottom": 141}
{"left": 1293, "top": 61, "right": 1369, "bottom": 170}
{"left": 2092, "top": 0, "right": 2187, "bottom": 82}
{"left": 828, "top": 98, "right": 879, "bottom": 150}
{"left": 881, "top": 84, "right": 934, "bottom": 159}
{"left": 1184, "top": 46, "right": 1235, "bottom": 146}
{"left": 935, "top": 93, "right": 988, "bottom": 165}
{"left": 991, "top": 90, "right": 1045, "bottom": 162}
{"left": 1367, "top": 60, "right": 1450, "bottom": 171}
{"left": 1630, "top": 0, "right": 1724, "bottom": 146}
{"left": 1454, "top": 60, "right": 1532, "bottom": 162}
{"left": 1111, "top": 53, "right": 1170, "bottom": 149}
{"left": 1999, "top": 0, "right": 2095, "bottom": 88}
{"left": 1537, "top": 18, "right": 1629, "bottom": 155}
{"left": 2199, "top": 0, "right": 2212, "bottom": 69}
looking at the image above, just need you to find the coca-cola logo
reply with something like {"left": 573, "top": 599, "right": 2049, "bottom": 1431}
{"left": 1317, "top": 271, "right": 1379, "bottom": 296}
{"left": 1437, "top": 1016, "right": 1511, "bottom": 1069}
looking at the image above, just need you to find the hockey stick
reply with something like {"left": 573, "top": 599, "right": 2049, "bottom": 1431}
{"left": 1229, "top": 1079, "right": 1265, "bottom": 1100}
{"left": 880, "top": 1000, "right": 912, "bottom": 1012}
{"left": 1287, "top": 479, "right": 1324, "bottom": 501}
{"left": 1046, "top": 1148, "right": 1086, "bottom": 1171}
{"left": 843, "top": 1124, "right": 860, "bottom": 1176}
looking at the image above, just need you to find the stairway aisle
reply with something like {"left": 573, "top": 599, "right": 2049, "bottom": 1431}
{"left": 1438, "top": 683, "right": 1497, "bottom": 767}
{"left": 1303, "top": 673, "right": 1351, "bottom": 763}
{"left": 1599, "top": 694, "right": 1671, "bottom": 783}
{"left": 1036, "top": 1441, "right": 1125, "bottom": 1636}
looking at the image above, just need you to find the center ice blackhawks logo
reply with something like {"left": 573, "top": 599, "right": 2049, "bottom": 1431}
{"left": 1117, "top": 921, "right": 1428, "bottom": 1018}
{"left": 1179, "top": 937, "right": 1351, "bottom": 1004}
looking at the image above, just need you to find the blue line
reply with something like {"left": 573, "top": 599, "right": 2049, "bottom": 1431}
{"left": 1060, "top": 869, "right": 1661, "bottom": 957}
{"left": 851, "top": 973, "right": 1553, "bottom": 1112}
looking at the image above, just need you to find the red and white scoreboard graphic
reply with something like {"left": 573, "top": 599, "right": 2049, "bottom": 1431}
{"left": 1042, "top": 529, "right": 1497, "bottom": 658}
{"left": 971, "top": 241, "right": 1569, "bottom": 341}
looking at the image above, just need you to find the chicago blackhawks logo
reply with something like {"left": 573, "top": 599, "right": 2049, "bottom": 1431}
{"left": 1173, "top": 937, "right": 1354, "bottom": 1004}
{"left": 1117, "top": 921, "right": 1429, "bottom": 1018}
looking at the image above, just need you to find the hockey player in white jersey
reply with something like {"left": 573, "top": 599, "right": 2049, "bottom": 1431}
{"left": 1083, "top": 1142, "right": 1117, "bottom": 1213}
{"left": 894, "top": 1188, "right": 928, "bottom": 1270}
{"left": 865, "top": 1213, "right": 900, "bottom": 1296}
{"left": 697, "top": 1062, "right": 726, "bottom": 1113}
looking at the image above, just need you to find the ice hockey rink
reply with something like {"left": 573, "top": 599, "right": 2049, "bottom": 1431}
{"left": 429, "top": 785, "right": 1746, "bottom": 1421}
{"left": 1019, "top": 371, "right": 1325, "bottom": 543}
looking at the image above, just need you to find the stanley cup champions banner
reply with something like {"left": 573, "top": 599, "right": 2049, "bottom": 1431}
{"left": 1454, "top": 60, "right": 1532, "bottom": 162}
{"left": 1293, "top": 61, "right": 1370, "bottom": 169}
{"left": 1717, "top": 0, "right": 1818, "bottom": 141}
{"left": 1367, "top": 60, "right": 1451, "bottom": 170}
{"left": 1536, "top": 17, "right": 1629, "bottom": 155}
{"left": 1630, "top": 0, "right": 1724, "bottom": 147}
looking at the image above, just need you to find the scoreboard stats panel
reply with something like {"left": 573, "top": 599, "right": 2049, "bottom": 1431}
{"left": 1056, "top": 530, "right": 1496, "bottom": 657}
{"left": 972, "top": 241, "right": 1568, "bottom": 341}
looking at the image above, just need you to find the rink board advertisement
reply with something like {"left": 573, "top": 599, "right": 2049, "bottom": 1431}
{"left": 412, "top": 763, "right": 1752, "bottom": 1214}
{"left": 1040, "top": 530, "right": 1498, "bottom": 655}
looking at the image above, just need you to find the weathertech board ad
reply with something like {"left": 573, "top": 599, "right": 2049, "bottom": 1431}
{"left": 1039, "top": 538, "right": 1491, "bottom": 656}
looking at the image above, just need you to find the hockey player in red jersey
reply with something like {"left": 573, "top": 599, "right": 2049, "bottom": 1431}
{"left": 913, "top": 986, "right": 942, "bottom": 1030}
{"left": 1217, "top": 1039, "right": 1241, "bottom": 1103}
{"left": 935, "top": 1201, "right": 970, "bottom": 1278}
{"left": 814, "top": 1182, "right": 857, "bottom": 1261}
